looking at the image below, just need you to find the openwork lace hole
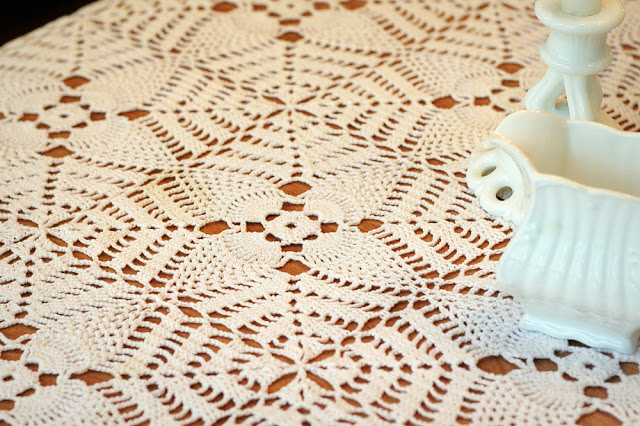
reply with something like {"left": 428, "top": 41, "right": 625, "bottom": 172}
{"left": 496, "top": 186, "right": 513, "bottom": 201}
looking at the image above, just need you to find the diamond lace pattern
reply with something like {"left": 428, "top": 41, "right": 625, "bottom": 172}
{"left": 0, "top": 0, "right": 639, "bottom": 425}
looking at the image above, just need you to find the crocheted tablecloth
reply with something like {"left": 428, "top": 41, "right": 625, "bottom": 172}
{"left": 1, "top": 0, "right": 639, "bottom": 424}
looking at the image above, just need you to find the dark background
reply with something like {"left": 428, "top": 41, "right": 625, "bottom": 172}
{"left": 0, "top": 1, "right": 95, "bottom": 46}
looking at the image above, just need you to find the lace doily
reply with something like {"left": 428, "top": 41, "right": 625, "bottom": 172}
{"left": 1, "top": 0, "right": 639, "bottom": 424}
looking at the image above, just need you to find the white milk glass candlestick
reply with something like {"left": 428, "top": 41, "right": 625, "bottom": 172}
{"left": 467, "top": 0, "right": 640, "bottom": 354}
{"left": 561, "top": 0, "right": 601, "bottom": 16}
{"left": 524, "top": 0, "right": 624, "bottom": 125}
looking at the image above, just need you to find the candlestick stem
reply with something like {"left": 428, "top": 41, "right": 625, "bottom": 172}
{"left": 561, "top": 0, "right": 602, "bottom": 16}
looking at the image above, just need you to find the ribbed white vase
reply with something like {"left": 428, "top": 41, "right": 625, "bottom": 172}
{"left": 467, "top": 110, "right": 640, "bottom": 353}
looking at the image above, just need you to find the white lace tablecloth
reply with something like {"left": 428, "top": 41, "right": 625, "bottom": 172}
{"left": 1, "top": 0, "right": 639, "bottom": 424}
